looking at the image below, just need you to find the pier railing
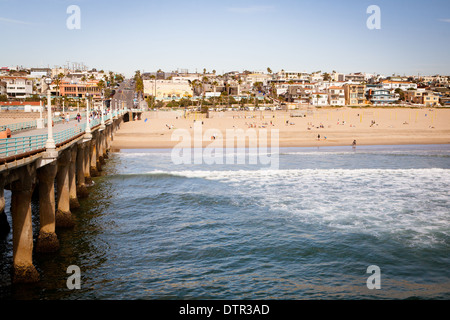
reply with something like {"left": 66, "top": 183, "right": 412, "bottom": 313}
{"left": 1, "top": 110, "right": 124, "bottom": 158}
{"left": 0, "top": 134, "right": 47, "bottom": 158}
{"left": 0, "top": 120, "right": 38, "bottom": 133}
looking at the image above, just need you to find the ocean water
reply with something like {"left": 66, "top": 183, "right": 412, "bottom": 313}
{"left": 0, "top": 145, "right": 449, "bottom": 299}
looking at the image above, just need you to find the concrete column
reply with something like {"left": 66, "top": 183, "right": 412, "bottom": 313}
{"left": 84, "top": 140, "right": 92, "bottom": 185}
{"left": 105, "top": 125, "right": 111, "bottom": 155}
{"left": 10, "top": 165, "right": 39, "bottom": 283}
{"left": 76, "top": 143, "right": 89, "bottom": 198}
{"left": 69, "top": 146, "right": 80, "bottom": 209}
{"left": 56, "top": 150, "right": 74, "bottom": 228}
{"left": 0, "top": 175, "right": 10, "bottom": 237}
{"left": 99, "top": 132, "right": 107, "bottom": 164}
{"left": 90, "top": 136, "right": 99, "bottom": 177}
{"left": 36, "top": 162, "right": 59, "bottom": 253}
{"left": 97, "top": 133, "right": 105, "bottom": 168}
{"left": 110, "top": 124, "right": 114, "bottom": 142}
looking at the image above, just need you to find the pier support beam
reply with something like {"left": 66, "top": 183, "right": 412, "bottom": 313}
{"left": 56, "top": 150, "right": 74, "bottom": 228}
{"left": 76, "top": 143, "right": 89, "bottom": 198}
{"left": 69, "top": 146, "right": 80, "bottom": 209}
{"left": 96, "top": 134, "right": 104, "bottom": 170}
{"left": 98, "top": 132, "right": 106, "bottom": 165}
{"left": 36, "top": 162, "right": 59, "bottom": 253}
{"left": 84, "top": 140, "right": 92, "bottom": 185}
{"left": 11, "top": 165, "right": 39, "bottom": 283}
{"left": 0, "top": 175, "right": 10, "bottom": 237}
{"left": 90, "top": 137, "right": 99, "bottom": 177}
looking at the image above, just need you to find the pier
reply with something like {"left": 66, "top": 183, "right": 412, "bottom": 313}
{"left": 0, "top": 109, "right": 132, "bottom": 283}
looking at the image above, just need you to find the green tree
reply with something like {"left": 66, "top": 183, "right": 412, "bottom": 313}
{"left": 134, "top": 70, "right": 144, "bottom": 93}
{"left": 395, "top": 88, "right": 405, "bottom": 101}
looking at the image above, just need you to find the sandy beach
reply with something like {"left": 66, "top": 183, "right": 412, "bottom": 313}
{"left": 110, "top": 107, "right": 450, "bottom": 149}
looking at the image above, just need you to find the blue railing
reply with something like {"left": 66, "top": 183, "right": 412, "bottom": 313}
{"left": 0, "top": 134, "right": 47, "bottom": 158}
{"left": 0, "top": 111, "right": 125, "bottom": 159}
{"left": 0, "top": 120, "right": 37, "bottom": 133}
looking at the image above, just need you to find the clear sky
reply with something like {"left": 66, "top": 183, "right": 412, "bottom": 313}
{"left": 1, "top": 0, "right": 449, "bottom": 78}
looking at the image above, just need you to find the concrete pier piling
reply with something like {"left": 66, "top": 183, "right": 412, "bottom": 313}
{"left": 10, "top": 165, "right": 39, "bottom": 283}
{"left": 76, "top": 143, "right": 89, "bottom": 198}
{"left": 0, "top": 112, "right": 124, "bottom": 283}
{"left": 36, "top": 162, "right": 59, "bottom": 253}
{"left": 56, "top": 150, "right": 74, "bottom": 228}
{"left": 69, "top": 146, "right": 80, "bottom": 209}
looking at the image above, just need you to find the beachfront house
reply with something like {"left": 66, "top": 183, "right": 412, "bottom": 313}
{"left": 344, "top": 83, "right": 366, "bottom": 106}
{"left": 404, "top": 89, "right": 426, "bottom": 104}
{"left": 310, "top": 92, "right": 328, "bottom": 106}
{"left": 366, "top": 87, "right": 398, "bottom": 105}
{"left": 327, "top": 86, "right": 345, "bottom": 106}
{"left": 382, "top": 80, "right": 417, "bottom": 91}
{"left": 0, "top": 76, "right": 34, "bottom": 99}
{"left": 422, "top": 91, "right": 440, "bottom": 106}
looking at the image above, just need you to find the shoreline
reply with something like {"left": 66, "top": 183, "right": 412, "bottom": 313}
{"left": 110, "top": 108, "right": 450, "bottom": 150}
{"left": 111, "top": 141, "right": 450, "bottom": 151}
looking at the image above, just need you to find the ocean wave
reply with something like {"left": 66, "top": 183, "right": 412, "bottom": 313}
{"left": 141, "top": 168, "right": 450, "bottom": 180}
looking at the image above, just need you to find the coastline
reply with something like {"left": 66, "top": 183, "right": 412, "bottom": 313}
{"left": 110, "top": 135, "right": 450, "bottom": 150}
{"left": 111, "top": 108, "right": 450, "bottom": 150}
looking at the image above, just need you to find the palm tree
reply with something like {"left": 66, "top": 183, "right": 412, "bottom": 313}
{"left": 212, "top": 81, "right": 219, "bottom": 106}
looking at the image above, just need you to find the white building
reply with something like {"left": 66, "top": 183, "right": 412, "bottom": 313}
{"left": 382, "top": 80, "right": 417, "bottom": 91}
{"left": 327, "top": 87, "right": 346, "bottom": 106}
{"left": 30, "top": 68, "right": 51, "bottom": 78}
{"left": 1, "top": 77, "right": 34, "bottom": 98}
{"left": 144, "top": 78, "right": 193, "bottom": 100}
{"left": 310, "top": 92, "right": 329, "bottom": 106}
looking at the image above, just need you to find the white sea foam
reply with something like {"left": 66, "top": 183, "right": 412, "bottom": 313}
{"left": 144, "top": 168, "right": 450, "bottom": 247}
{"left": 144, "top": 168, "right": 450, "bottom": 180}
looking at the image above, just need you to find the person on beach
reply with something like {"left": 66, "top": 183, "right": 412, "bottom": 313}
{"left": 352, "top": 140, "right": 357, "bottom": 148}
{"left": 317, "top": 134, "right": 320, "bottom": 141}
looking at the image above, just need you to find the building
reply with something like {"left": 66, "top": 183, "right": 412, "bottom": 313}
{"left": 0, "top": 76, "right": 34, "bottom": 98}
{"left": 275, "top": 71, "right": 311, "bottom": 82}
{"left": 0, "top": 101, "right": 42, "bottom": 112}
{"left": 366, "top": 86, "right": 398, "bottom": 105}
{"left": 0, "top": 81, "right": 6, "bottom": 96}
{"left": 310, "top": 92, "right": 328, "bottom": 106}
{"left": 345, "top": 72, "right": 366, "bottom": 82}
{"left": 327, "top": 86, "right": 345, "bottom": 106}
{"left": 30, "top": 68, "right": 51, "bottom": 78}
{"left": 243, "top": 73, "right": 272, "bottom": 87}
{"left": 143, "top": 78, "right": 193, "bottom": 100}
{"left": 404, "top": 89, "right": 425, "bottom": 104}
{"left": 382, "top": 80, "right": 417, "bottom": 91}
{"left": 344, "top": 83, "right": 366, "bottom": 105}
{"left": 422, "top": 91, "right": 440, "bottom": 106}
{"left": 285, "top": 85, "right": 310, "bottom": 104}
{"left": 59, "top": 80, "right": 103, "bottom": 99}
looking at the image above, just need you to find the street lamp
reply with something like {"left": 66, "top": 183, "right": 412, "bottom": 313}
{"left": 37, "top": 99, "right": 44, "bottom": 129}
{"left": 85, "top": 92, "right": 91, "bottom": 136}
{"left": 100, "top": 91, "right": 105, "bottom": 128}
{"left": 45, "top": 77, "right": 55, "bottom": 149}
